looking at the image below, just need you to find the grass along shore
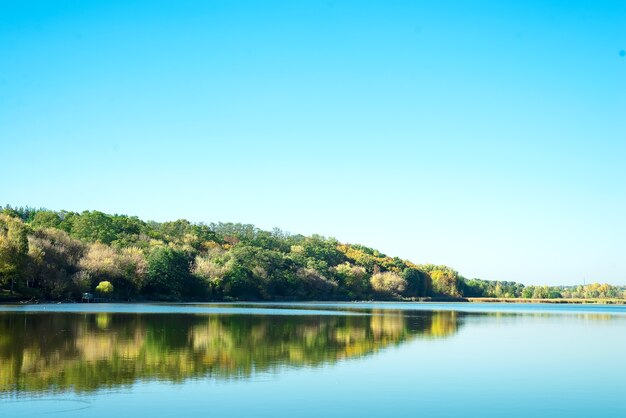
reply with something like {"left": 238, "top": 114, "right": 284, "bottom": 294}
{"left": 467, "top": 297, "right": 626, "bottom": 305}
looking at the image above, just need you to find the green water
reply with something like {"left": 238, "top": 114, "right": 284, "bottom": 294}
{"left": 1, "top": 303, "right": 625, "bottom": 417}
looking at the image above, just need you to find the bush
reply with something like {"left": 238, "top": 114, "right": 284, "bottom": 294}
{"left": 95, "top": 280, "right": 114, "bottom": 294}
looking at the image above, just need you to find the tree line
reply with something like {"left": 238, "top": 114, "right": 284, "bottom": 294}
{"left": 1, "top": 205, "right": 623, "bottom": 301}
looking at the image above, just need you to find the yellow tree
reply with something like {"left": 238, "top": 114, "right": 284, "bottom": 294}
{"left": 430, "top": 269, "right": 462, "bottom": 298}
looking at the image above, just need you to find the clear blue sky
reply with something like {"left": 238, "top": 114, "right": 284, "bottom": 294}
{"left": 1, "top": 1, "right": 625, "bottom": 285}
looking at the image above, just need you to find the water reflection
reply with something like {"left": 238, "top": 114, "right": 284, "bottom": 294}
{"left": 0, "top": 309, "right": 460, "bottom": 394}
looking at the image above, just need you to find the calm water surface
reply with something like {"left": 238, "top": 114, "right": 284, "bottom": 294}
{"left": 1, "top": 302, "right": 625, "bottom": 417}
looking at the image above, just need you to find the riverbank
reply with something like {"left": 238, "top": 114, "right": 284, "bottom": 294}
{"left": 3, "top": 292, "right": 626, "bottom": 305}
{"left": 467, "top": 297, "right": 626, "bottom": 305}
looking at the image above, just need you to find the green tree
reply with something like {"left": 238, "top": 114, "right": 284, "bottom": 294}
{"left": 521, "top": 286, "right": 534, "bottom": 298}
{"left": 0, "top": 214, "right": 29, "bottom": 293}
{"left": 402, "top": 268, "right": 432, "bottom": 297}
{"left": 332, "top": 262, "right": 370, "bottom": 299}
{"left": 299, "top": 235, "right": 345, "bottom": 267}
{"left": 145, "top": 247, "right": 193, "bottom": 299}
{"left": 71, "top": 211, "right": 117, "bottom": 244}
{"left": 30, "top": 211, "right": 62, "bottom": 229}
{"left": 532, "top": 286, "right": 550, "bottom": 299}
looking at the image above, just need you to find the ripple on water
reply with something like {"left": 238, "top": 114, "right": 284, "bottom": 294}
{"left": 0, "top": 398, "right": 92, "bottom": 416}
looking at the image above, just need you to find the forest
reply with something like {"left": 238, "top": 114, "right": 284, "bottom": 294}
{"left": 1, "top": 205, "right": 624, "bottom": 302}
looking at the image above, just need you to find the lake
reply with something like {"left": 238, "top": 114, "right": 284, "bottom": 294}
{"left": 1, "top": 302, "right": 626, "bottom": 417}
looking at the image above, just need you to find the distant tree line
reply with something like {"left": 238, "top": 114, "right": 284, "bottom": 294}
{"left": 1, "top": 205, "right": 624, "bottom": 301}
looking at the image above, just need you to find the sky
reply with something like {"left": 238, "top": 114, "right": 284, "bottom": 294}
{"left": 1, "top": 0, "right": 625, "bottom": 285}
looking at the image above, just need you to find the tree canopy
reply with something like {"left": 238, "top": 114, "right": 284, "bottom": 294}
{"left": 0, "top": 204, "right": 623, "bottom": 302}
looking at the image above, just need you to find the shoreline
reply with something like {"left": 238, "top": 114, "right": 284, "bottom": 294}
{"left": 466, "top": 297, "right": 626, "bottom": 305}
{"left": 2, "top": 297, "right": 626, "bottom": 305}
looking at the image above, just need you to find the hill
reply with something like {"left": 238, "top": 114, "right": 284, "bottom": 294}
{"left": 1, "top": 205, "right": 623, "bottom": 302}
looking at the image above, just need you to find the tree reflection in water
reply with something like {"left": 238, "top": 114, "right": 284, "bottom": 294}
{"left": 0, "top": 309, "right": 461, "bottom": 394}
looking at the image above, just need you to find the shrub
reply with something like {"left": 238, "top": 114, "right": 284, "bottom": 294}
{"left": 95, "top": 280, "right": 114, "bottom": 294}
